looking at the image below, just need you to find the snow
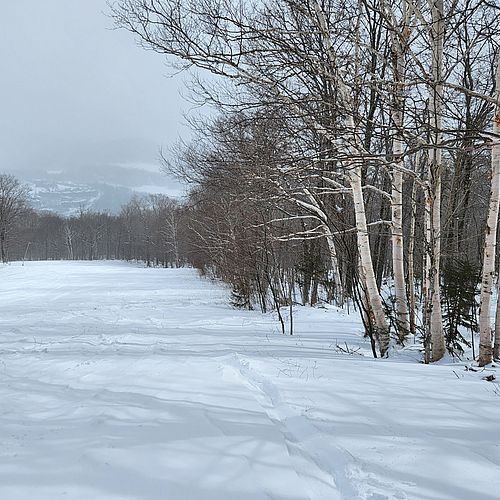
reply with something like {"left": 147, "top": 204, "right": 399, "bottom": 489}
{"left": 0, "top": 261, "right": 499, "bottom": 500}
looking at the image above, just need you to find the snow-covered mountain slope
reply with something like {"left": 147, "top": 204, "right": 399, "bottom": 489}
{"left": 27, "top": 179, "right": 139, "bottom": 216}
{"left": 0, "top": 261, "right": 498, "bottom": 500}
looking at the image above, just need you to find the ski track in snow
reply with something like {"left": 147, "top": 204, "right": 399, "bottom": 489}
{"left": 224, "top": 354, "right": 409, "bottom": 500}
{"left": 0, "top": 261, "right": 499, "bottom": 500}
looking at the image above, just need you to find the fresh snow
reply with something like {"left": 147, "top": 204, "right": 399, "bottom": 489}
{"left": 0, "top": 261, "right": 498, "bottom": 500}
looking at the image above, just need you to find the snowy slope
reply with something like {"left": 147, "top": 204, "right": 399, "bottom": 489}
{"left": 0, "top": 261, "right": 498, "bottom": 500}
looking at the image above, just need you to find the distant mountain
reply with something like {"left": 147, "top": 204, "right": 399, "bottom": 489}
{"left": 27, "top": 179, "right": 138, "bottom": 216}
{"left": 10, "top": 163, "right": 186, "bottom": 217}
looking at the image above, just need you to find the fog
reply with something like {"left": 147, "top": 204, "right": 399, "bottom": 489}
{"left": 0, "top": 0, "right": 189, "bottom": 194}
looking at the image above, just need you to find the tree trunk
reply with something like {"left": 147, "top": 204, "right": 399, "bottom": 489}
{"left": 429, "top": 176, "right": 445, "bottom": 361}
{"left": 408, "top": 180, "right": 417, "bottom": 337}
{"left": 391, "top": 51, "right": 410, "bottom": 339}
{"left": 323, "top": 228, "right": 343, "bottom": 306}
{"left": 312, "top": 0, "right": 388, "bottom": 353}
{"left": 423, "top": 185, "right": 432, "bottom": 363}
{"left": 0, "top": 230, "right": 6, "bottom": 263}
{"left": 427, "top": 0, "right": 446, "bottom": 362}
{"left": 392, "top": 169, "right": 410, "bottom": 341}
{"left": 480, "top": 59, "right": 500, "bottom": 365}
{"left": 350, "top": 165, "right": 390, "bottom": 356}
{"left": 388, "top": 0, "right": 411, "bottom": 341}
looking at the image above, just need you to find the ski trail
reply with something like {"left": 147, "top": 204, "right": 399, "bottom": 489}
{"left": 224, "top": 354, "right": 408, "bottom": 500}
{"left": 223, "top": 354, "right": 344, "bottom": 500}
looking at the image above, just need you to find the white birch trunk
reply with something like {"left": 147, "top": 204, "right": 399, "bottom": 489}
{"left": 423, "top": 185, "right": 432, "bottom": 363}
{"left": 312, "top": 0, "right": 388, "bottom": 354}
{"left": 350, "top": 165, "right": 390, "bottom": 356}
{"left": 430, "top": 177, "right": 445, "bottom": 361}
{"left": 479, "top": 59, "right": 500, "bottom": 365}
{"left": 427, "top": 0, "right": 445, "bottom": 362}
{"left": 392, "top": 168, "right": 410, "bottom": 340}
{"left": 391, "top": 37, "right": 410, "bottom": 339}
{"left": 494, "top": 292, "right": 500, "bottom": 360}
{"left": 387, "top": 0, "right": 411, "bottom": 342}
{"left": 494, "top": 275, "right": 500, "bottom": 359}
{"left": 408, "top": 180, "right": 417, "bottom": 337}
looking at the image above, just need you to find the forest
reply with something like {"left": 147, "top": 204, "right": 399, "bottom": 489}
{"left": 1, "top": 2, "right": 500, "bottom": 498}
{"left": 3, "top": 0, "right": 500, "bottom": 366}
{"left": 110, "top": 0, "right": 500, "bottom": 366}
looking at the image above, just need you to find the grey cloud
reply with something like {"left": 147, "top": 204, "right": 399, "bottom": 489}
{"left": 0, "top": 0, "right": 190, "bottom": 188}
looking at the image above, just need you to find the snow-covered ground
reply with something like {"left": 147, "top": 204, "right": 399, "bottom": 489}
{"left": 0, "top": 261, "right": 498, "bottom": 500}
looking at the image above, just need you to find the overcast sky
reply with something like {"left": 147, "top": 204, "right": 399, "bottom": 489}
{"left": 0, "top": 0, "right": 190, "bottom": 186}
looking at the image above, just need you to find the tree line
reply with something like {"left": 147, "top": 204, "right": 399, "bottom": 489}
{"left": 3, "top": 0, "right": 500, "bottom": 365}
{"left": 0, "top": 174, "right": 186, "bottom": 268}
{"left": 110, "top": 0, "right": 500, "bottom": 365}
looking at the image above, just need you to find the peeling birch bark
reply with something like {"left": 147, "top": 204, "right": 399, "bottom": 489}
{"left": 391, "top": 16, "right": 410, "bottom": 340}
{"left": 480, "top": 59, "right": 500, "bottom": 365}
{"left": 427, "top": 0, "right": 446, "bottom": 362}
{"left": 350, "top": 165, "right": 390, "bottom": 356}
{"left": 408, "top": 180, "right": 417, "bottom": 338}
{"left": 312, "top": 0, "right": 389, "bottom": 354}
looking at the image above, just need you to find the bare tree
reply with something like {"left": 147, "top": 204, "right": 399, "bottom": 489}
{"left": 479, "top": 59, "right": 500, "bottom": 366}
{"left": 111, "top": 0, "right": 499, "bottom": 360}
{"left": 0, "top": 174, "right": 30, "bottom": 263}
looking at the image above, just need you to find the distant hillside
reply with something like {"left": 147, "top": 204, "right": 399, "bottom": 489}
{"left": 27, "top": 180, "right": 139, "bottom": 216}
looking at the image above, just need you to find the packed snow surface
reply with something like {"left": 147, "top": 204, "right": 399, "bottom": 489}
{"left": 0, "top": 261, "right": 498, "bottom": 500}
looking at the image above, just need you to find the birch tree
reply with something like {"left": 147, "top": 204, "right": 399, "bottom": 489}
{"left": 480, "top": 59, "right": 500, "bottom": 366}
{"left": 382, "top": 0, "right": 412, "bottom": 341}
{"left": 111, "top": 0, "right": 500, "bottom": 360}
{"left": 424, "top": 0, "right": 446, "bottom": 362}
